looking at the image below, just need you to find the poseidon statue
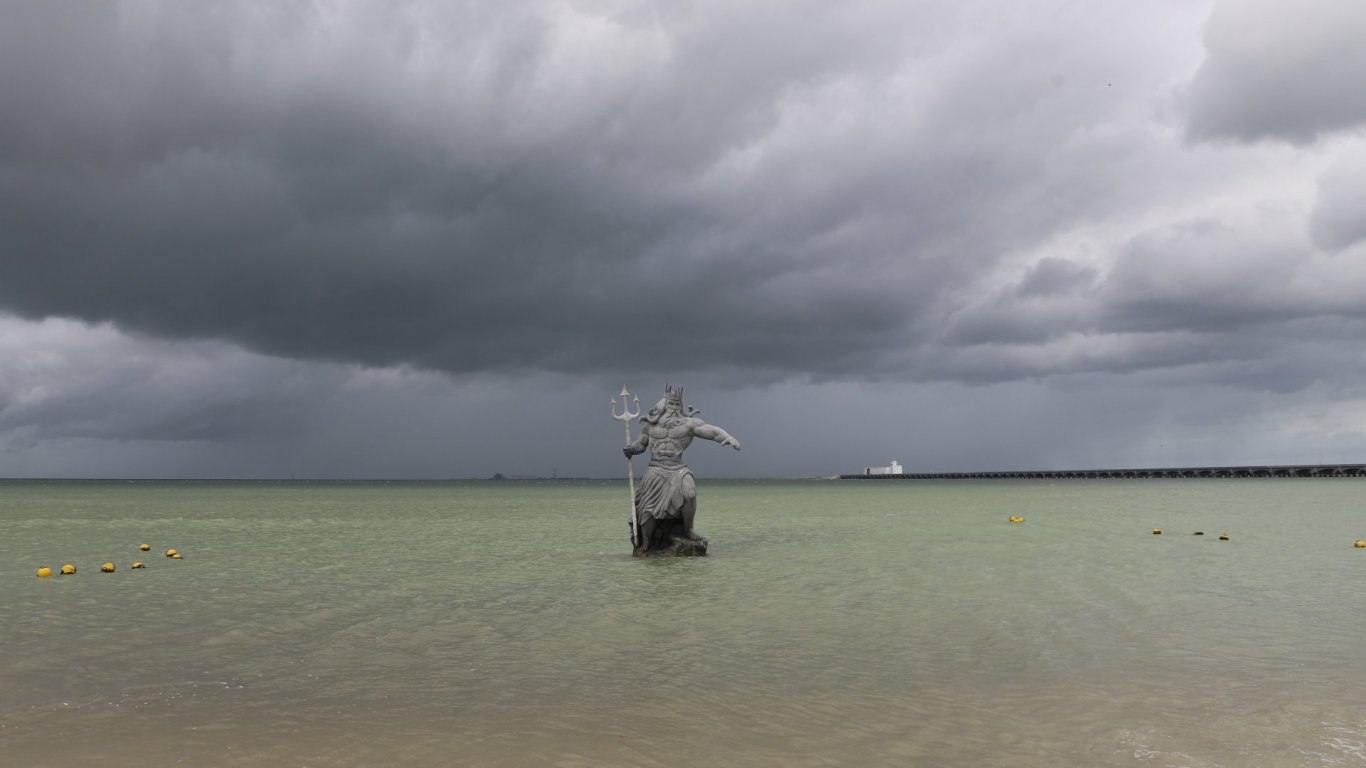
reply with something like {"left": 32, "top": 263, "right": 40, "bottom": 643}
{"left": 623, "top": 385, "right": 740, "bottom": 556}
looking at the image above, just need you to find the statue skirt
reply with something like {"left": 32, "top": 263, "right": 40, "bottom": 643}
{"left": 634, "top": 464, "right": 693, "bottom": 523}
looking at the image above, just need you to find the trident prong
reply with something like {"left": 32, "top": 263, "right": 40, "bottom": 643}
{"left": 612, "top": 387, "right": 640, "bottom": 422}
{"left": 612, "top": 386, "right": 642, "bottom": 549}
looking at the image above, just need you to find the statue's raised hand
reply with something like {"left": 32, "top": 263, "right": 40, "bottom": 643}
{"left": 722, "top": 436, "right": 741, "bottom": 451}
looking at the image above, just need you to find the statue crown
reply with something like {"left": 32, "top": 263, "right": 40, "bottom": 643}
{"left": 664, "top": 384, "right": 683, "bottom": 404}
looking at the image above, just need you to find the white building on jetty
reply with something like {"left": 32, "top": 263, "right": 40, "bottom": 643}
{"left": 863, "top": 460, "right": 903, "bottom": 476}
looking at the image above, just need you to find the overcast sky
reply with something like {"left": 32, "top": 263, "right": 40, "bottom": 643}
{"left": 3, "top": 0, "right": 1366, "bottom": 479}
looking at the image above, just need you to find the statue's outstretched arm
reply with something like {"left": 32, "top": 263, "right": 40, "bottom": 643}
{"left": 693, "top": 422, "right": 740, "bottom": 451}
{"left": 624, "top": 430, "right": 649, "bottom": 458}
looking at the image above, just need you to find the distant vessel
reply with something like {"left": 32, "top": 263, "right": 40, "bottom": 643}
{"left": 861, "top": 459, "right": 903, "bottom": 476}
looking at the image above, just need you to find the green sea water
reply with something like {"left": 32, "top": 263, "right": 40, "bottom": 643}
{"left": 2, "top": 478, "right": 1364, "bottom": 767}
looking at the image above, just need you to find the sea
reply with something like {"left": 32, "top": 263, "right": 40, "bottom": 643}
{"left": 2, "top": 478, "right": 1364, "bottom": 767}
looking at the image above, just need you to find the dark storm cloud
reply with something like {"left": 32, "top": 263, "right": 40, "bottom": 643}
{"left": 7, "top": 0, "right": 1366, "bottom": 481}
{"left": 0, "top": 318, "right": 334, "bottom": 444}
{"left": 0, "top": 1, "right": 915, "bottom": 379}
{"left": 0, "top": 314, "right": 606, "bottom": 478}
{"left": 7, "top": 309, "right": 1366, "bottom": 479}
{"left": 1, "top": 0, "right": 1222, "bottom": 387}
{"left": 1185, "top": 0, "right": 1366, "bottom": 144}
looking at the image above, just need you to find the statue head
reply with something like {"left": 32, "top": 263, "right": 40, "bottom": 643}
{"left": 642, "top": 384, "right": 688, "bottom": 423}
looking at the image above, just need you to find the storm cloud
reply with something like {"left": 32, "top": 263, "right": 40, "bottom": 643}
{"left": 3, "top": 0, "right": 1366, "bottom": 477}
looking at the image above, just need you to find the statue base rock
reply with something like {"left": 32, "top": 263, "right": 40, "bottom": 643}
{"left": 632, "top": 518, "right": 708, "bottom": 557}
{"left": 634, "top": 537, "right": 708, "bottom": 558}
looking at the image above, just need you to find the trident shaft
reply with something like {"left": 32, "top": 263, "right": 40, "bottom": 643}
{"left": 611, "top": 387, "right": 642, "bottom": 546}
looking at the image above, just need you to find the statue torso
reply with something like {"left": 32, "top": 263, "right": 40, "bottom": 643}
{"left": 644, "top": 414, "right": 699, "bottom": 465}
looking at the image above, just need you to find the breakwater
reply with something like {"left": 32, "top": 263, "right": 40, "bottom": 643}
{"left": 839, "top": 463, "right": 1366, "bottom": 480}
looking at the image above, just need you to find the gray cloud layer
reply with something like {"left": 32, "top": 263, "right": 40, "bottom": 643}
{"left": 1185, "top": 0, "right": 1366, "bottom": 143}
{"left": 4, "top": 1, "right": 1366, "bottom": 476}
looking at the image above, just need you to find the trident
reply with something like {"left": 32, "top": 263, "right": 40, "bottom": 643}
{"left": 611, "top": 386, "right": 641, "bottom": 547}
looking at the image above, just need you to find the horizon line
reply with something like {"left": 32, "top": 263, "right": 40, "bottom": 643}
{"left": 4, "top": 460, "right": 1365, "bottom": 483}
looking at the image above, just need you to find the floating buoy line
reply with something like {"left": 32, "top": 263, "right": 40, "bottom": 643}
{"left": 34, "top": 531, "right": 1366, "bottom": 578}
{"left": 35, "top": 544, "right": 186, "bottom": 577}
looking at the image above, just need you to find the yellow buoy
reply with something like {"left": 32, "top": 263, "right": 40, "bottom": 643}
{"left": 1008, "top": 516, "right": 1024, "bottom": 523}
{"left": 60, "top": 564, "right": 76, "bottom": 575}
{"left": 1354, "top": 540, "right": 1364, "bottom": 548}
{"left": 101, "top": 562, "right": 116, "bottom": 573}
{"left": 165, "top": 548, "right": 178, "bottom": 558}
{"left": 139, "top": 543, "right": 151, "bottom": 551}
{"left": 1153, "top": 528, "right": 1162, "bottom": 535}
{"left": 36, "top": 566, "right": 53, "bottom": 578}
{"left": 131, "top": 562, "right": 146, "bottom": 569}
{"left": 171, "top": 553, "right": 183, "bottom": 560}
{"left": 1219, "top": 533, "right": 1230, "bottom": 541}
